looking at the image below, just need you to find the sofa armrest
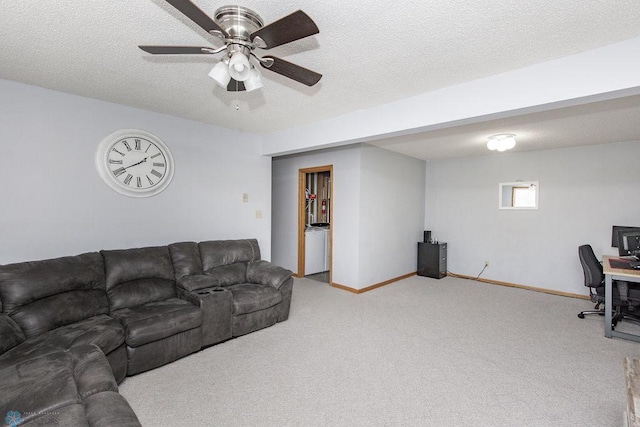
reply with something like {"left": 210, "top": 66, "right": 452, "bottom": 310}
{"left": 246, "top": 260, "right": 293, "bottom": 290}
{"left": 176, "top": 275, "right": 218, "bottom": 292}
{"left": 0, "top": 314, "right": 25, "bottom": 355}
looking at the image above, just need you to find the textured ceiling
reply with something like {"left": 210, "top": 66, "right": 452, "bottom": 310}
{"left": 368, "top": 94, "right": 640, "bottom": 160}
{"left": 2, "top": 1, "right": 640, "bottom": 159}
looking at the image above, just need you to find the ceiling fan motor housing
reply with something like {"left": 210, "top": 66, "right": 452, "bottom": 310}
{"left": 214, "top": 5, "right": 263, "bottom": 41}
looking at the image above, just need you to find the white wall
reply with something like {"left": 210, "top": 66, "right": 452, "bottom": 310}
{"left": 272, "top": 145, "right": 362, "bottom": 287}
{"left": 272, "top": 144, "right": 425, "bottom": 290}
{"left": 359, "top": 145, "right": 425, "bottom": 286}
{"left": 425, "top": 141, "right": 640, "bottom": 295}
{"left": 0, "top": 79, "right": 271, "bottom": 264}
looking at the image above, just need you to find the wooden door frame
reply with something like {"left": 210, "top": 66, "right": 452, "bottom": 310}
{"left": 297, "top": 165, "right": 333, "bottom": 280}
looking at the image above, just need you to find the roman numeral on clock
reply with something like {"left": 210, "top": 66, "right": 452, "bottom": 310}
{"left": 124, "top": 174, "right": 133, "bottom": 185}
{"left": 150, "top": 169, "right": 162, "bottom": 179}
{"left": 123, "top": 141, "right": 132, "bottom": 151}
{"left": 113, "top": 167, "right": 126, "bottom": 177}
{"left": 109, "top": 159, "right": 123, "bottom": 165}
{"left": 135, "top": 139, "right": 141, "bottom": 151}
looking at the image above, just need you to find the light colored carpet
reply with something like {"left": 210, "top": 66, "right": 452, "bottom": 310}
{"left": 119, "top": 275, "right": 640, "bottom": 426}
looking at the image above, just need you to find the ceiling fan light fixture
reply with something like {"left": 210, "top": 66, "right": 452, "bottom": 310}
{"left": 208, "top": 60, "right": 231, "bottom": 88}
{"left": 228, "top": 51, "right": 251, "bottom": 81}
{"left": 487, "top": 134, "right": 516, "bottom": 152}
{"left": 244, "top": 66, "right": 263, "bottom": 92}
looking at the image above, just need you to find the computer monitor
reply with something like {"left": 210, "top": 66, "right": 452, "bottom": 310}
{"left": 612, "top": 225, "right": 640, "bottom": 248}
{"left": 619, "top": 230, "right": 640, "bottom": 256}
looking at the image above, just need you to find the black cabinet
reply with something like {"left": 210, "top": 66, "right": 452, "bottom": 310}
{"left": 417, "top": 242, "right": 447, "bottom": 279}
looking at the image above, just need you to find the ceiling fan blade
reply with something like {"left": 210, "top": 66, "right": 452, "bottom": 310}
{"left": 251, "top": 10, "right": 319, "bottom": 49}
{"left": 139, "top": 45, "right": 214, "bottom": 55}
{"left": 260, "top": 56, "right": 321, "bottom": 87}
{"left": 164, "top": 0, "right": 227, "bottom": 36}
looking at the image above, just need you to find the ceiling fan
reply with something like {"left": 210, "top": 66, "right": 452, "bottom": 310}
{"left": 139, "top": 0, "right": 322, "bottom": 92}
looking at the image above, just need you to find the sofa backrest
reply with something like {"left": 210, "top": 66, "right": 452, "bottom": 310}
{"left": 168, "top": 241, "right": 203, "bottom": 279}
{"left": 198, "top": 239, "right": 261, "bottom": 286}
{"left": 0, "top": 313, "right": 25, "bottom": 355}
{"left": 0, "top": 270, "right": 24, "bottom": 355}
{"left": 101, "top": 246, "right": 176, "bottom": 311}
{"left": 0, "top": 252, "right": 108, "bottom": 338}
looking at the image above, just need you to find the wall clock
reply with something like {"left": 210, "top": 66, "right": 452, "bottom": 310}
{"left": 96, "top": 129, "right": 174, "bottom": 198}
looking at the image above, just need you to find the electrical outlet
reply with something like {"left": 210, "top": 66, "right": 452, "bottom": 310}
{"left": 255, "top": 210, "right": 262, "bottom": 219}
{"left": 242, "top": 193, "right": 249, "bottom": 203}
{"left": 484, "top": 261, "right": 490, "bottom": 267}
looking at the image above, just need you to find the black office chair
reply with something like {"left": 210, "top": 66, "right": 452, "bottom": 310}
{"left": 578, "top": 244, "right": 640, "bottom": 327}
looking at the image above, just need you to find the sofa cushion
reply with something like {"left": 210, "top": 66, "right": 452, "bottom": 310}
{"left": 0, "top": 314, "right": 125, "bottom": 370}
{"left": 29, "top": 399, "right": 140, "bottom": 427}
{"left": 29, "top": 404, "right": 88, "bottom": 426}
{"left": 0, "top": 313, "right": 25, "bottom": 355}
{"left": 125, "top": 327, "right": 201, "bottom": 375}
{"left": 204, "top": 263, "right": 249, "bottom": 287}
{"left": 0, "top": 345, "right": 118, "bottom": 425}
{"left": 71, "top": 344, "right": 120, "bottom": 400}
{"left": 0, "top": 252, "right": 109, "bottom": 338}
{"left": 199, "top": 239, "right": 261, "bottom": 271}
{"left": 225, "top": 283, "right": 282, "bottom": 315}
{"left": 110, "top": 298, "right": 202, "bottom": 347}
{"left": 102, "top": 246, "right": 176, "bottom": 311}
{"left": 84, "top": 390, "right": 141, "bottom": 427}
{"left": 11, "top": 290, "right": 111, "bottom": 338}
{"left": 169, "top": 241, "right": 203, "bottom": 278}
{"left": 0, "top": 352, "right": 84, "bottom": 424}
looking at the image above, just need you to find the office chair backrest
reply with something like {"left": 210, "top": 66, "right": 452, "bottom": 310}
{"left": 578, "top": 244, "right": 604, "bottom": 288}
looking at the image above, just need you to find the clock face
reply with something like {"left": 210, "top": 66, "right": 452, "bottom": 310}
{"left": 96, "top": 130, "right": 174, "bottom": 197}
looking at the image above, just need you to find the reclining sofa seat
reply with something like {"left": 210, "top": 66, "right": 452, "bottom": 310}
{"left": 0, "top": 252, "right": 127, "bottom": 381}
{"left": 101, "top": 245, "right": 202, "bottom": 375}
{"left": 169, "top": 239, "right": 293, "bottom": 340}
{"left": 0, "top": 344, "right": 140, "bottom": 426}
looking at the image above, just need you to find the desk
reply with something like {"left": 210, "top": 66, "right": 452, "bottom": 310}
{"left": 603, "top": 256, "right": 640, "bottom": 342}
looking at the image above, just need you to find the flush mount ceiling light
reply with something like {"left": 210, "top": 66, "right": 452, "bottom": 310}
{"left": 487, "top": 134, "right": 516, "bottom": 152}
{"left": 139, "top": 2, "right": 322, "bottom": 92}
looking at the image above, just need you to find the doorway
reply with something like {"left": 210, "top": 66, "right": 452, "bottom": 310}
{"left": 298, "top": 165, "right": 332, "bottom": 283}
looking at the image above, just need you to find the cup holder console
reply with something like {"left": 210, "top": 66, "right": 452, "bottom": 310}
{"left": 189, "top": 286, "right": 232, "bottom": 346}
